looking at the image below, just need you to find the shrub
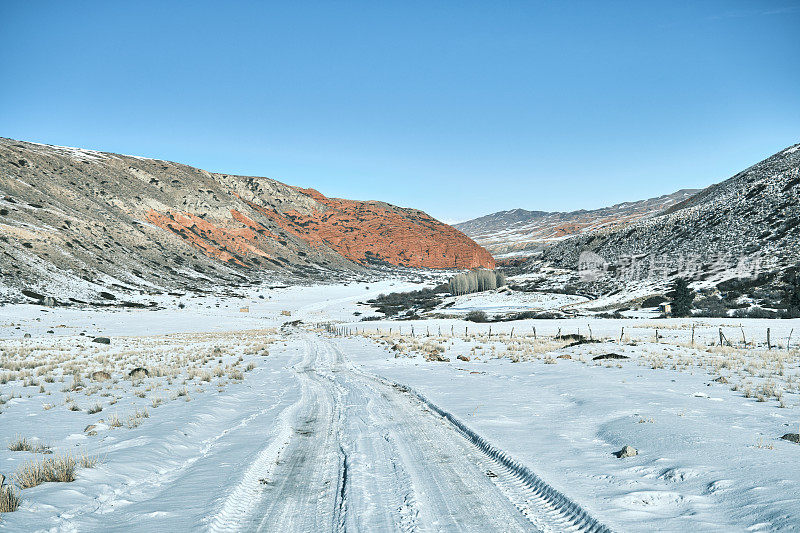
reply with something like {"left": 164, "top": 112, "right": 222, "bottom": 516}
{"left": 465, "top": 310, "right": 488, "bottom": 323}
{"left": 733, "top": 306, "right": 778, "bottom": 319}
{"left": 367, "top": 288, "right": 444, "bottom": 316}
{"left": 641, "top": 295, "right": 667, "bottom": 308}
{"left": 694, "top": 296, "right": 729, "bottom": 318}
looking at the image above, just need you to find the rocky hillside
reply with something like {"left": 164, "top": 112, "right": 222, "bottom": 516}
{"left": 542, "top": 143, "right": 800, "bottom": 283}
{"left": 0, "top": 138, "right": 493, "bottom": 303}
{"left": 455, "top": 189, "right": 698, "bottom": 257}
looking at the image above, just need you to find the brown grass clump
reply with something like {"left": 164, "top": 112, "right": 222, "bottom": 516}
{"left": 78, "top": 453, "right": 100, "bottom": 469}
{"left": 7, "top": 436, "right": 50, "bottom": 454}
{"left": 13, "top": 455, "right": 76, "bottom": 489}
{"left": 0, "top": 473, "right": 21, "bottom": 513}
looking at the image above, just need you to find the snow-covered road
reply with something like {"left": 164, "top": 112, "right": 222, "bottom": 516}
{"left": 209, "top": 332, "right": 608, "bottom": 532}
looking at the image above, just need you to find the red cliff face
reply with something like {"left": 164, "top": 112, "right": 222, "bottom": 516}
{"left": 285, "top": 188, "right": 495, "bottom": 269}
{"left": 145, "top": 186, "right": 494, "bottom": 271}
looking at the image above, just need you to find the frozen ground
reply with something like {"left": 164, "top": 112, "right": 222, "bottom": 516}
{"left": 1, "top": 280, "right": 799, "bottom": 531}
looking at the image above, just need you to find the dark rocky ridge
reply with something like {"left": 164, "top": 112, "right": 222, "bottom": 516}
{"left": 541, "top": 143, "right": 800, "bottom": 281}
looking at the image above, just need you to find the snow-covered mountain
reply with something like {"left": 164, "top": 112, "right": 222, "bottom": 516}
{"left": 542, "top": 143, "right": 800, "bottom": 282}
{"left": 455, "top": 189, "right": 699, "bottom": 257}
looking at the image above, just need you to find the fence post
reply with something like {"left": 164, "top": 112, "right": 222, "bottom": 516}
{"left": 767, "top": 328, "right": 771, "bottom": 350}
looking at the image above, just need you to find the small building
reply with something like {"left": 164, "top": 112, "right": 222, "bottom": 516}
{"left": 659, "top": 302, "right": 672, "bottom": 316}
{"left": 239, "top": 306, "right": 249, "bottom": 313}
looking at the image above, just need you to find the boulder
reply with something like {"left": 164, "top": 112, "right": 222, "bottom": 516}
{"left": 457, "top": 355, "right": 470, "bottom": 361}
{"left": 781, "top": 433, "right": 800, "bottom": 444}
{"left": 557, "top": 354, "right": 572, "bottom": 359}
{"left": 92, "top": 337, "right": 111, "bottom": 345}
{"left": 91, "top": 371, "right": 111, "bottom": 382}
{"left": 614, "top": 445, "right": 638, "bottom": 458}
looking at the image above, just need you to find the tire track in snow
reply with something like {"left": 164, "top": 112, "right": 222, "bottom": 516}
{"left": 206, "top": 381, "right": 306, "bottom": 532}
{"left": 359, "top": 373, "right": 613, "bottom": 533}
{"left": 208, "top": 338, "right": 332, "bottom": 532}
{"left": 326, "top": 338, "right": 533, "bottom": 532}
{"left": 247, "top": 337, "right": 347, "bottom": 532}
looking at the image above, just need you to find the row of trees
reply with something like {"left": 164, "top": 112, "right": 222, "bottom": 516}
{"left": 448, "top": 269, "right": 506, "bottom": 296}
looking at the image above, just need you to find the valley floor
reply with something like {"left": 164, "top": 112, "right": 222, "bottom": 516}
{"left": 1, "top": 280, "right": 799, "bottom": 531}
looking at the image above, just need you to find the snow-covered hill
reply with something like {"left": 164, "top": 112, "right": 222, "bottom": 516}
{"left": 0, "top": 138, "right": 492, "bottom": 303}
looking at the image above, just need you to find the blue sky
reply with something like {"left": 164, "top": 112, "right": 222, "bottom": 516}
{"left": 1, "top": 1, "right": 798, "bottom": 222}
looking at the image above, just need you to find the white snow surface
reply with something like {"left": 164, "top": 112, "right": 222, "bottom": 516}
{"left": 1, "top": 279, "right": 799, "bottom": 531}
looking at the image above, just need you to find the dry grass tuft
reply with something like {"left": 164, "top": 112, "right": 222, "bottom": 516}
{"left": 0, "top": 474, "right": 21, "bottom": 513}
{"left": 78, "top": 453, "right": 101, "bottom": 469}
{"left": 7, "top": 435, "right": 50, "bottom": 454}
{"left": 13, "top": 454, "right": 76, "bottom": 489}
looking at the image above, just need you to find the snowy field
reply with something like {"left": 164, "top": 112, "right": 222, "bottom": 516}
{"left": 1, "top": 279, "right": 799, "bottom": 531}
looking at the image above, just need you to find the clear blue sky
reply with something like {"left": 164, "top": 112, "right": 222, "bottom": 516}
{"left": 1, "top": 1, "right": 798, "bottom": 222}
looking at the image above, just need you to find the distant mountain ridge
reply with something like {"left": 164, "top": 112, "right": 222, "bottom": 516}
{"left": 0, "top": 138, "right": 493, "bottom": 302}
{"left": 455, "top": 189, "right": 699, "bottom": 257}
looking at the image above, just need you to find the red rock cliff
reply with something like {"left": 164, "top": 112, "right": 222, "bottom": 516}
{"left": 145, "top": 185, "right": 494, "bottom": 270}
{"left": 285, "top": 188, "right": 495, "bottom": 269}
